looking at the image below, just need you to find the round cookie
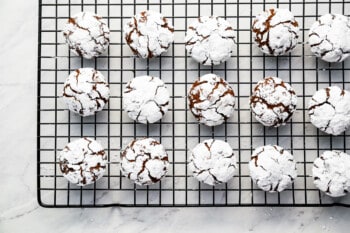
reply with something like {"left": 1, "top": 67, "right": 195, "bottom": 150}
{"left": 123, "top": 75, "right": 170, "bottom": 124}
{"left": 313, "top": 150, "right": 350, "bottom": 197}
{"left": 58, "top": 137, "right": 107, "bottom": 186}
{"left": 188, "top": 73, "right": 235, "bottom": 126}
{"left": 188, "top": 139, "right": 237, "bottom": 186}
{"left": 249, "top": 145, "right": 297, "bottom": 192}
{"left": 308, "top": 86, "right": 350, "bottom": 136}
{"left": 62, "top": 68, "right": 110, "bottom": 117}
{"left": 63, "top": 12, "right": 110, "bottom": 59}
{"left": 120, "top": 138, "right": 169, "bottom": 186}
{"left": 185, "top": 16, "right": 235, "bottom": 65}
{"left": 252, "top": 8, "right": 299, "bottom": 56}
{"left": 309, "top": 14, "right": 350, "bottom": 63}
{"left": 250, "top": 76, "right": 297, "bottom": 127}
{"left": 124, "top": 10, "right": 174, "bottom": 58}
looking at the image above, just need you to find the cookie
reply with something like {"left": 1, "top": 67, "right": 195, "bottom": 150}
{"left": 249, "top": 145, "right": 297, "bottom": 192}
{"left": 185, "top": 16, "right": 235, "bottom": 65}
{"left": 250, "top": 76, "right": 297, "bottom": 127}
{"left": 63, "top": 12, "right": 110, "bottom": 59}
{"left": 252, "top": 8, "right": 299, "bottom": 56}
{"left": 188, "top": 73, "right": 235, "bottom": 126}
{"left": 62, "top": 68, "right": 110, "bottom": 117}
{"left": 308, "top": 86, "right": 350, "bottom": 136}
{"left": 313, "top": 150, "right": 350, "bottom": 197}
{"left": 58, "top": 137, "right": 107, "bottom": 186}
{"left": 309, "top": 14, "right": 350, "bottom": 63}
{"left": 124, "top": 10, "right": 174, "bottom": 58}
{"left": 123, "top": 75, "right": 170, "bottom": 124}
{"left": 120, "top": 138, "right": 169, "bottom": 186}
{"left": 188, "top": 139, "right": 237, "bottom": 186}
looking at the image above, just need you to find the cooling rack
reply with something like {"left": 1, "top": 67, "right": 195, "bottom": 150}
{"left": 38, "top": 0, "right": 350, "bottom": 207}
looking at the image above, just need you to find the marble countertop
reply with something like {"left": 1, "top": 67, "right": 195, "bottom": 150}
{"left": 1, "top": 0, "right": 350, "bottom": 232}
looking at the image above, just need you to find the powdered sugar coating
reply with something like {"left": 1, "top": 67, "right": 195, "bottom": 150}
{"left": 309, "top": 14, "right": 350, "bottom": 63}
{"left": 188, "top": 139, "right": 237, "bottom": 186}
{"left": 249, "top": 145, "right": 297, "bottom": 192}
{"left": 58, "top": 137, "right": 107, "bottom": 186}
{"left": 63, "top": 12, "right": 110, "bottom": 59}
{"left": 250, "top": 77, "right": 297, "bottom": 127}
{"left": 123, "top": 76, "right": 170, "bottom": 124}
{"left": 124, "top": 10, "right": 174, "bottom": 58}
{"left": 62, "top": 68, "right": 110, "bottom": 117}
{"left": 308, "top": 86, "right": 350, "bottom": 136}
{"left": 313, "top": 151, "right": 350, "bottom": 197}
{"left": 252, "top": 8, "right": 299, "bottom": 56}
{"left": 188, "top": 73, "right": 235, "bottom": 126}
{"left": 185, "top": 16, "right": 235, "bottom": 65}
{"left": 121, "top": 138, "right": 169, "bottom": 186}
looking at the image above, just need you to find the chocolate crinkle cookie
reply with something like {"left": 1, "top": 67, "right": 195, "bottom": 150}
{"left": 252, "top": 8, "right": 299, "bottom": 56}
{"left": 313, "top": 151, "right": 350, "bottom": 197}
{"left": 121, "top": 138, "right": 169, "bottom": 186}
{"left": 123, "top": 75, "right": 170, "bottom": 124}
{"left": 124, "top": 10, "right": 174, "bottom": 58}
{"left": 250, "top": 76, "right": 297, "bottom": 127}
{"left": 185, "top": 16, "right": 235, "bottom": 65}
{"left": 309, "top": 14, "right": 350, "bottom": 63}
{"left": 249, "top": 145, "right": 297, "bottom": 193}
{"left": 188, "top": 139, "right": 237, "bottom": 186}
{"left": 308, "top": 86, "right": 350, "bottom": 136}
{"left": 62, "top": 68, "right": 110, "bottom": 117}
{"left": 63, "top": 12, "right": 110, "bottom": 59}
{"left": 188, "top": 73, "right": 235, "bottom": 126}
{"left": 58, "top": 137, "right": 107, "bottom": 186}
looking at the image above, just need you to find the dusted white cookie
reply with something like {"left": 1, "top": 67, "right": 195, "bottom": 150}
{"left": 124, "top": 10, "right": 174, "bottom": 58}
{"left": 62, "top": 68, "right": 110, "bottom": 117}
{"left": 249, "top": 145, "right": 297, "bottom": 192}
{"left": 63, "top": 12, "right": 110, "bottom": 59}
{"left": 252, "top": 8, "right": 299, "bottom": 56}
{"left": 250, "top": 76, "right": 297, "bottom": 127}
{"left": 123, "top": 76, "right": 170, "bottom": 124}
{"left": 188, "top": 74, "right": 235, "bottom": 126}
{"left": 185, "top": 16, "right": 235, "bottom": 65}
{"left": 313, "top": 151, "right": 350, "bottom": 197}
{"left": 58, "top": 137, "right": 107, "bottom": 186}
{"left": 188, "top": 139, "right": 237, "bottom": 186}
{"left": 121, "top": 138, "right": 169, "bottom": 186}
{"left": 308, "top": 86, "right": 350, "bottom": 136}
{"left": 309, "top": 14, "right": 350, "bottom": 63}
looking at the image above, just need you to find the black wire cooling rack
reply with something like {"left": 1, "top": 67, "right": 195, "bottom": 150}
{"left": 37, "top": 0, "right": 350, "bottom": 207}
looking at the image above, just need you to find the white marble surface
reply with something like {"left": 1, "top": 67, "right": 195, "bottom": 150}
{"left": 1, "top": 0, "right": 350, "bottom": 232}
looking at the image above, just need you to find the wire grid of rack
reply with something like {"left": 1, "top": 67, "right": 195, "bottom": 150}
{"left": 38, "top": 0, "right": 350, "bottom": 207}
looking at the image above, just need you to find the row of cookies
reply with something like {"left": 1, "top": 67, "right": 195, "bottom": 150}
{"left": 63, "top": 9, "right": 350, "bottom": 63}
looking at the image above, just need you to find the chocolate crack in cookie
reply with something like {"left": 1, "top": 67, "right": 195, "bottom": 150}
{"left": 124, "top": 10, "right": 174, "bottom": 58}
{"left": 63, "top": 12, "right": 110, "bottom": 59}
{"left": 120, "top": 138, "right": 169, "bottom": 186}
{"left": 309, "top": 14, "right": 350, "bottom": 63}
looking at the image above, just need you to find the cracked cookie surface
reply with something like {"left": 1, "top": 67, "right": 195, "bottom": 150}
{"left": 188, "top": 73, "right": 235, "bottom": 126}
{"left": 62, "top": 68, "right": 110, "bottom": 117}
{"left": 252, "top": 8, "right": 299, "bottom": 56}
{"left": 185, "top": 16, "right": 235, "bottom": 65}
{"left": 63, "top": 11, "right": 110, "bottom": 59}
{"left": 123, "top": 75, "right": 170, "bottom": 124}
{"left": 188, "top": 139, "right": 237, "bottom": 186}
{"left": 308, "top": 86, "right": 350, "bottom": 136}
{"left": 309, "top": 14, "right": 350, "bottom": 63}
{"left": 312, "top": 150, "right": 350, "bottom": 197}
{"left": 250, "top": 76, "right": 297, "bottom": 127}
{"left": 249, "top": 145, "right": 297, "bottom": 193}
{"left": 124, "top": 10, "right": 174, "bottom": 58}
{"left": 58, "top": 137, "right": 107, "bottom": 186}
{"left": 121, "top": 138, "right": 169, "bottom": 186}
